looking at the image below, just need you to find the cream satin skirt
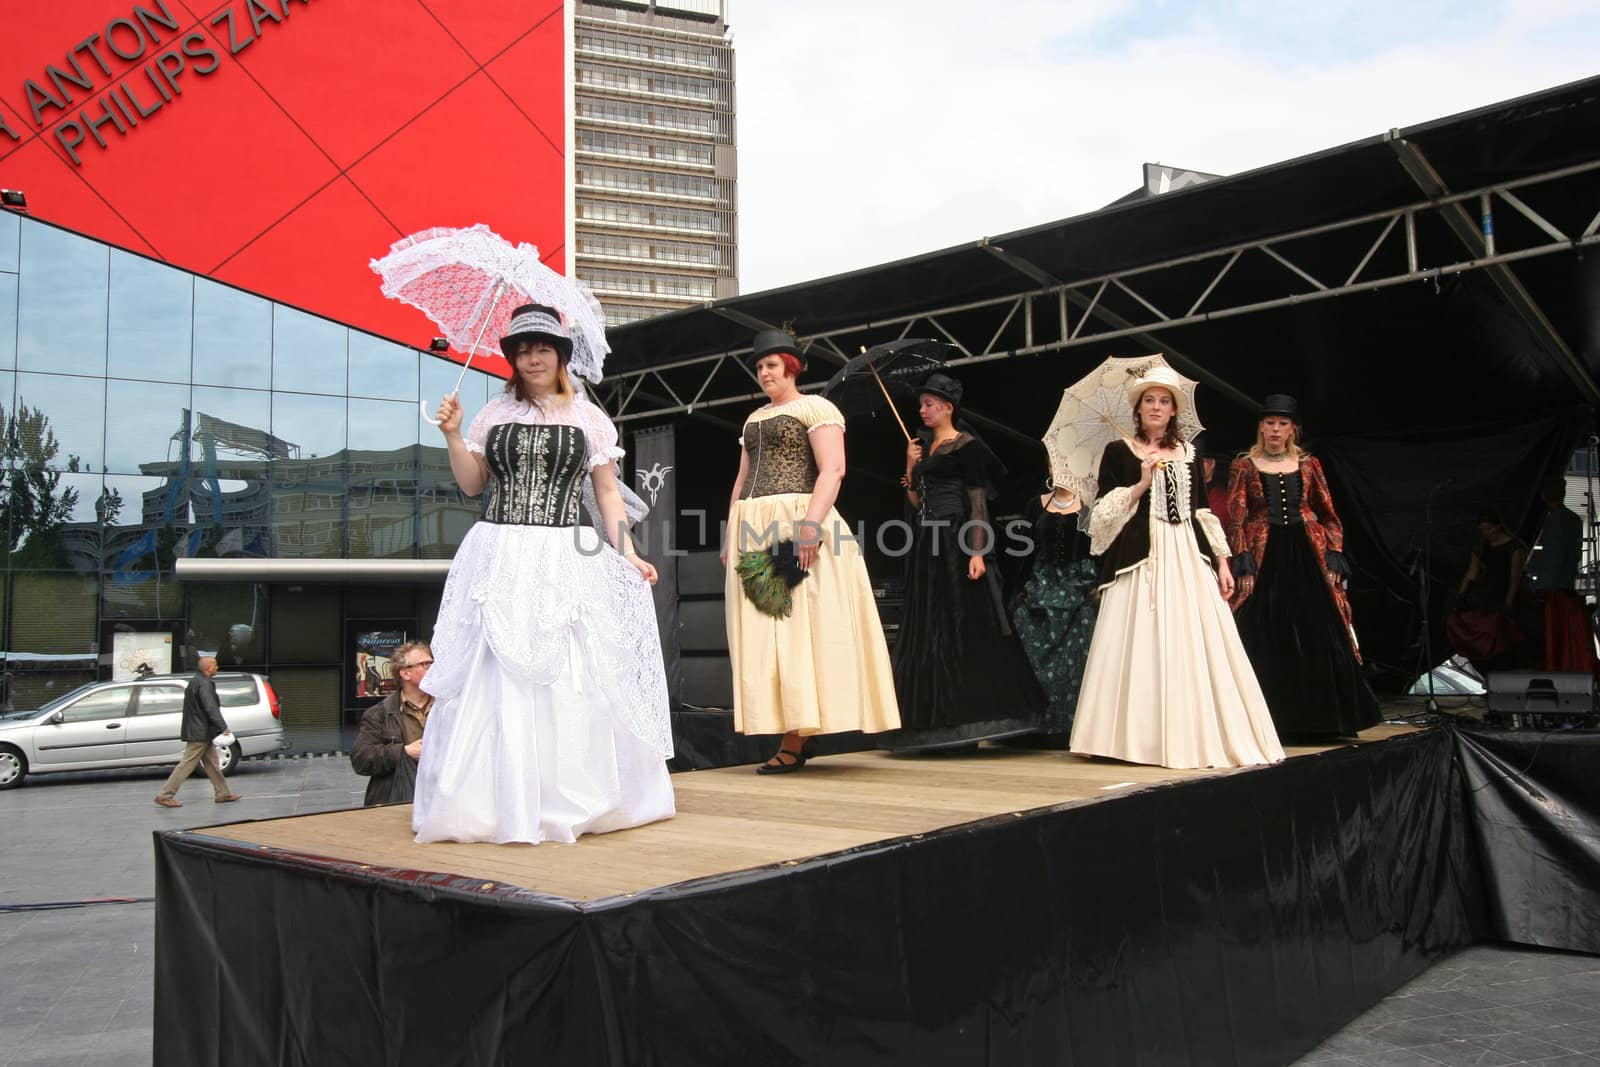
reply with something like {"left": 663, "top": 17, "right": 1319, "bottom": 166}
{"left": 1070, "top": 521, "right": 1285, "bottom": 769}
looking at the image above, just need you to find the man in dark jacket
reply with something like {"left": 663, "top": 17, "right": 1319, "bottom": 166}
{"left": 351, "top": 641, "right": 433, "bottom": 806}
{"left": 154, "top": 657, "right": 240, "bottom": 808}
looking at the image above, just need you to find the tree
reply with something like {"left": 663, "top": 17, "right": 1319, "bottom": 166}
{"left": 1, "top": 403, "right": 85, "bottom": 560}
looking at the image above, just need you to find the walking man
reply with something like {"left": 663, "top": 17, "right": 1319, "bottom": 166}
{"left": 154, "top": 657, "right": 240, "bottom": 808}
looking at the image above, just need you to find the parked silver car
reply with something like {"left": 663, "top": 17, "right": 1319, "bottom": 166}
{"left": 0, "top": 673, "right": 288, "bottom": 789}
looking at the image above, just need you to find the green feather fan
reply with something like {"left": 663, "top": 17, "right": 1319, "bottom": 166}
{"left": 737, "top": 548, "right": 795, "bottom": 618}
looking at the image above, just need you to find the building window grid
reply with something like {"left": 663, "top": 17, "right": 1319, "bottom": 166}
{"left": 575, "top": 165, "right": 730, "bottom": 206}
{"left": 576, "top": 64, "right": 729, "bottom": 107}
{"left": 575, "top": 96, "right": 727, "bottom": 139}
{"left": 575, "top": 197, "right": 726, "bottom": 235}
{"left": 582, "top": 267, "right": 716, "bottom": 300}
{"left": 575, "top": 129, "right": 714, "bottom": 169}
{"left": 576, "top": 233, "right": 728, "bottom": 270}
{"left": 575, "top": 30, "right": 729, "bottom": 74}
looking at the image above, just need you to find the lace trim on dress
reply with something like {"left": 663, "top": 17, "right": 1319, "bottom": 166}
{"left": 1089, "top": 485, "right": 1139, "bottom": 556}
{"left": 806, "top": 420, "right": 845, "bottom": 434}
{"left": 1195, "top": 508, "right": 1230, "bottom": 560}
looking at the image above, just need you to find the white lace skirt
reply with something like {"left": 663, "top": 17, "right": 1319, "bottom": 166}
{"left": 413, "top": 522, "right": 675, "bottom": 844}
{"left": 1070, "top": 520, "right": 1285, "bottom": 769}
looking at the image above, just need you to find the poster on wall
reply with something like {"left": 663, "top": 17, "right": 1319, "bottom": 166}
{"left": 112, "top": 632, "right": 173, "bottom": 681}
{"left": 354, "top": 631, "right": 406, "bottom": 700}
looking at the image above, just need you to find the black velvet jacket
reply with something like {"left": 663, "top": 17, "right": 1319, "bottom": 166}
{"left": 1092, "top": 441, "right": 1216, "bottom": 589}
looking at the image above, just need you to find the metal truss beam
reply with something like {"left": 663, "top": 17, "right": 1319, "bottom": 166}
{"left": 596, "top": 157, "right": 1600, "bottom": 423}
{"left": 1387, "top": 136, "right": 1600, "bottom": 402}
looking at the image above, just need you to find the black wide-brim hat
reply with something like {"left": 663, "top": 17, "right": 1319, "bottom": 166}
{"left": 1259, "top": 393, "right": 1299, "bottom": 420}
{"left": 918, "top": 371, "right": 963, "bottom": 407}
{"left": 749, "top": 328, "right": 806, "bottom": 370}
{"left": 500, "top": 303, "right": 573, "bottom": 360}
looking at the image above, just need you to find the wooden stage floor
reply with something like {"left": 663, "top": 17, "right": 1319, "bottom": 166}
{"left": 198, "top": 725, "right": 1418, "bottom": 904}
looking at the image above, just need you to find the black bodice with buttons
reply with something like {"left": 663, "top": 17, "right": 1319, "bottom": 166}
{"left": 1260, "top": 470, "right": 1304, "bottom": 526}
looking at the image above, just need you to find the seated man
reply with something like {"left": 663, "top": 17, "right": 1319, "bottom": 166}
{"left": 351, "top": 641, "right": 433, "bottom": 806}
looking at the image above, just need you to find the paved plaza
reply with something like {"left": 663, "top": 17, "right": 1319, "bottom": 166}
{"left": 0, "top": 756, "right": 1596, "bottom": 1066}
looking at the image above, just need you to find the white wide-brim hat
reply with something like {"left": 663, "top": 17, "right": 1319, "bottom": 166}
{"left": 1126, "top": 366, "right": 1188, "bottom": 415}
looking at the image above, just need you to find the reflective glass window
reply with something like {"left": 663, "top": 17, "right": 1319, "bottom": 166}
{"left": 108, "top": 251, "right": 193, "bottom": 383}
{"left": 101, "top": 474, "right": 186, "bottom": 583}
{"left": 60, "top": 685, "right": 134, "bottom": 723}
{"left": 271, "top": 392, "right": 346, "bottom": 484}
{"left": 349, "top": 332, "right": 417, "bottom": 401}
{"left": 268, "top": 586, "right": 340, "bottom": 663}
{"left": 421, "top": 359, "right": 491, "bottom": 443}
{"left": 17, "top": 223, "right": 108, "bottom": 376}
{"left": 135, "top": 686, "right": 185, "bottom": 716}
{"left": 186, "top": 582, "right": 267, "bottom": 667}
{"left": 13, "top": 372, "right": 106, "bottom": 472}
{"left": 191, "top": 386, "right": 271, "bottom": 480}
{"left": 270, "top": 483, "right": 346, "bottom": 558}
{"left": 104, "top": 380, "right": 192, "bottom": 476}
{"left": 10, "top": 573, "right": 98, "bottom": 654}
{"left": 0, "top": 272, "right": 16, "bottom": 370}
{"left": 349, "top": 398, "right": 419, "bottom": 559}
{"left": 7, "top": 471, "right": 104, "bottom": 572}
{"left": 272, "top": 305, "right": 347, "bottom": 395}
{"left": 192, "top": 279, "right": 270, "bottom": 389}
{"left": 0, "top": 207, "right": 18, "bottom": 272}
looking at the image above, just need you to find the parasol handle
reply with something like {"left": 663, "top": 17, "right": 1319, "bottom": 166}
{"left": 420, "top": 281, "right": 508, "bottom": 427}
{"left": 863, "top": 347, "right": 915, "bottom": 443}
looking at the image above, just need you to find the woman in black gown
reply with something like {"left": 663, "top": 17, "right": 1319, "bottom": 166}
{"left": 883, "top": 373, "right": 1045, "bottom": 751}
{"left": 1226, "top": 395, "right": 1380, "bottom": 739}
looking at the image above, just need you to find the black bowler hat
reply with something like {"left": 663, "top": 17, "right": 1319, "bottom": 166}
{"left": 749, "top": 328, "right": 806, "bottom": 369}
{"left": 918, "top": 372, "right": 963, "bottom": 407}
{"left": 1259, "top": 394, "right": 1299, "bottom": 420}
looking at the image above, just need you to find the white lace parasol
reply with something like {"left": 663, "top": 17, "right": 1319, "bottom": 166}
{"left": 370, "top": 224, "right": 612, "bottom": 412}
{"left": 1043, "top": 354, "right": 1205, "bottom": 518}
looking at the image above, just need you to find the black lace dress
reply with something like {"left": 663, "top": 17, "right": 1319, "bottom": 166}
{"left": 1008, "top": 498, "right": 1098, "bottom": 741}
{"left": 883, "top": 433, "right": 1046, "bottom": 751}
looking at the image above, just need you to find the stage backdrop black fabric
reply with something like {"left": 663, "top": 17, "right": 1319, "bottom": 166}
{"left": 1316, "top": 408, "right": 1591, "bottom": 692}
{"left": 154, "top": 728, "right": 1483, "bottom": 1066}
{"left": 1454, "top": 726, "right": 1600, "bottom": 955}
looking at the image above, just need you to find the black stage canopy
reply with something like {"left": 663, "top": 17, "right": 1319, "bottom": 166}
{"left": 600, "top": 76, "right": 1600, "bottom": 690}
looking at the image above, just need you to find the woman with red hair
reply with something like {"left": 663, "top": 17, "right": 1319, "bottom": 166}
{"left": 722, "top": 329, "right": 900, "bottom": 772}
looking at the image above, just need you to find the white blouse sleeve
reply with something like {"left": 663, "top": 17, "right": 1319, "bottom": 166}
{"left": 464, "top": 399, "right": 502, "bottom": 454}
{"left": 803, "top": 396, "right": 846, "bottom": 434}
{"left": 1195, "top": 508, "right": 1231, "bottom": 561}
{"left": 1088, "top": 486, "right": 1139, "bottom": 556}
{"left": 579, "top": 400, "right": 625, "bottom": 469}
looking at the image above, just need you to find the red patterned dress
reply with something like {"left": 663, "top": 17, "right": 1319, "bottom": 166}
{"left": 1225, "top": 455, "right": 1380, "bottom": 738}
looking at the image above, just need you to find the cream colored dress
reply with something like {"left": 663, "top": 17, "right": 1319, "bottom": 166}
{"left": 1070, "top": 440, "right": 1284, "bottom": 769}
{"left": 725, "top": 395, "right": 900, "bottom": 737}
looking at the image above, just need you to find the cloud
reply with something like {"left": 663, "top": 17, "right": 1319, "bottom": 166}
{"left": 730, "top": 0, "right": 1600, "bottom": 294}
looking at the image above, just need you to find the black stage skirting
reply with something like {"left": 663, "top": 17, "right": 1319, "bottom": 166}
{"left": 153, "top": 725, "right": 1597, "bottom": 1066}
{"left": 667, "top": 707, "right": 873, "bottom": 770}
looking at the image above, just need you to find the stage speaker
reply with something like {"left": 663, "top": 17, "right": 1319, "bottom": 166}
{"left": 1485, "top": 670, "right": 1598, "bottom": 729}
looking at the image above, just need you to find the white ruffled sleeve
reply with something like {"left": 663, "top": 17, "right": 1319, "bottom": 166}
{"left": 803, "top": 395, "right": 846, "bottom": 434}
{"left": 1089, "top": 486, "right": 1139, "bottom": 556}
{"left": 464, "top": 398, "right": 502, "bottom": 454}
{"left": 1195, "top": 508, "right": 1231, "bottom": 561}
{"left": 578, "top": 399, "right": 625, "bottom": 469}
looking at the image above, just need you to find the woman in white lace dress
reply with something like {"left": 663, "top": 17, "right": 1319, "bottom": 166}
{"left": 1069, "top": 367, "right": 1284, "bottom": 769}
{"left": 412, "top": 304, "right": 674, "bottom": 844}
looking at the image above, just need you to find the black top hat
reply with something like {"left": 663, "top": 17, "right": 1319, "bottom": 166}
{"left": 749, "top": 328, "right": 806, "bottom": 369}
{"left": 918, "top": 372, "right": 963, "bottom": 407}
{"left": 1259, "top": 394, "right": 1299, "bottom": 420}
{"left": 500, "top": 303, "right": 572, "bottom": 360}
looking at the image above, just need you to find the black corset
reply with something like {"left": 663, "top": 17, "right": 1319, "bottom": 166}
{"left": 481, "top": 422, "right": 588, "bottom": 527}
{"left": 1262, "top": 470, "right": 1304, "bottom": 526}
{"left": 742, "top": 414, "right": 819, "bottom": 499}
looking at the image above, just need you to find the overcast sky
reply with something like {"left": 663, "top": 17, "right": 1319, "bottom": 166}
{"left": 727, "top": 0, "right": 1600, "bottom": 294}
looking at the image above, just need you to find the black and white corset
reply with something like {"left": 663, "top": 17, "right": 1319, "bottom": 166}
{"left": 481, "top": 423, "right": 589, "bottom": 527}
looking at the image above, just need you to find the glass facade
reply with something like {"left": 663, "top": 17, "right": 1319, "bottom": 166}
{"left": 0, "top": 213, "right": 498, "bottom": 749}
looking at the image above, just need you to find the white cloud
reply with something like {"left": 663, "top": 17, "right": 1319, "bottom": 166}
{"left": 729, "top": 1, "right": 1600, "bottom": 293}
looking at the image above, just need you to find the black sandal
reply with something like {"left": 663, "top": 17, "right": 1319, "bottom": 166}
{"left": 756, "top": 740, "right": 814, "bottom": 775}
